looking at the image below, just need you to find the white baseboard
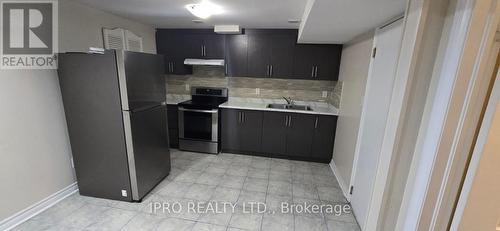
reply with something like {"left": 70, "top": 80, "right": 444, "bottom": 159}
{"left": 329, "top": 159, "right": 352, "bottom": 202}
{"left": 0, "top": 182, "right": 79, "bottom": 231}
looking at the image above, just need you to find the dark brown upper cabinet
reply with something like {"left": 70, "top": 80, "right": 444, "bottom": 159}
{"left": 184, "top": 33, "right": 225, "bottom": 59}
{"left": 203, "top": 34, "right": 225, "bottom": 59}
{"left": 156, "top": 30, "right": 192, "bottom": 75}
{"left": 225, "top": 34, "right": 248, "bottom": 77}
{"left": 292, "top": 44, "right": 342, "bottom": 80}
{"left": 156, "top": 29, "right": 224, "bottom": 74}
{"left": 247, "top": 30, "right": 296, "bottom": 78}
{"left": 156, "top": 28, "right": 341, "bottom": 80}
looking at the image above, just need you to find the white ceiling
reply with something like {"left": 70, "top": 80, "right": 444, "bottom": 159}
{"left": 298, "top": 0, "right": 407, "bottom": 43}
{"left": 72, "top": 0, "right": 308, "bottom": 29}
{"left": 73, "top": 0, "right": 407, "bottom": 43}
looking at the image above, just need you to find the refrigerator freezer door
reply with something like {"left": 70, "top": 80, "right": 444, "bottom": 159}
{"left": 123, "top": 105, "right": 171, "bottom": 200}
{"left": 120, "top": 51, "right": 166, "bottom": 111}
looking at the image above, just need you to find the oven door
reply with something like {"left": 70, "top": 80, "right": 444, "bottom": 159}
{"left": 178, "top": 107, "right": 218, "bottom": 142}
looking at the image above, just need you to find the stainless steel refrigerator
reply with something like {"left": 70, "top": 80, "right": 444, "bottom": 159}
{"left": 58, "top": 50, "right": 170, "bottom": 202}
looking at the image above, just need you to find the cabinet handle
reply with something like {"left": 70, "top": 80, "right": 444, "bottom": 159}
{"left": 238, "top": 112, "right": 242, "bottom": 123}
{"left": 315, "top": 117, "right": 318, "bottom": 128}
{"left": 284, "top": 115, "right": 288, "bottom": 126}
{"left": 201, "top": 45, "right": 204, "bottom": 56}
{"left": 311, "top": 66, "right": 315, "bottom": 78}
{"left": 203, "top": 46, "right": 206, "bottom": 56}
{"left": 225, "top": 63, "right": 228, "bottom": 75}
{"left": 242, "top": 112, "right": 245, "bottom": 123}
{"left": 288, "top": 115, "right": 292, "bottom": 127}
{"left": 267, "top": 65, "right": 270, "bottom": 77}
{"left": 270, "top": 65, "right": 273, "bottom": 77}
{"left": 314, "top": 66, "right": 318, "bottom": 77}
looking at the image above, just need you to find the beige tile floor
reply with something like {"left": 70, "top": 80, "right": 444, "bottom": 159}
{"left": 13, "top": 149, "right": 360, "bottom": 231}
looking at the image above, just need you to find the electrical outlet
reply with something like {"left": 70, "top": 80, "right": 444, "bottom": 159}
{"left": 185, "top": 84, "right": 190, "bottom": 91}
{"left": 256, "top": 88, "right": 260, "bottom": 95}
{"left": 121, "top": 190, "right": 127, "bottom": 197}
{"left": 322, "top": 91, "right": 328, "bottom": 98}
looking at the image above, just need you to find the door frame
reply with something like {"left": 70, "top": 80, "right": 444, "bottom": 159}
{"left": 394, "top": 0, "right": 500, "bottom": 230}
{"left": 347, "top": 15, "right": 405, "bottom": 229}
{"left": 450, "top": 53, "right": 500, "bottom": 230}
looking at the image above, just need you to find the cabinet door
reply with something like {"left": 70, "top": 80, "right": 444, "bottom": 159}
{"left": 315, "top": 45, "right": 342, "bottom": 80}
{"left": 167, "top": 105, "right": 178, "bottom": 130}
{"left": 261, "top": 112, "right": 287, "bottom": 156}
{"left": 292, "top": 44, "right": 316, "bottom": 79}
{"left": 270, "top": 34, "right": 296, "bottom": 78}
{"left": 225, "top": 35, "right": 248, "bottom": 77}
{"left": 221, "top": 109, "right": 241, "bottom": 151}
{"left": 183, "top": 34, "right": 204, "bottom": 59}
{"left": 240, "top": 110, "right": 263, "bottom": 153}
{"left": 171, "top": 58, "right": 192, "bottom": 75}
{"left": 169, "top": 128, "right": 179, "bottom": 148}
{"left": 311, "top": 115, "right": 337, "bottom": 161}
{"left": 286, "top": 113, "right": 315, "bottom": 158}
{"left": 167, "top": 105, "right": 179, "bottom": 148}
{"left": 156, "top": 31, "right": 183, "bottom": 74}
{"left": 247, "top": 34, "right": 272, "bottom": 77}
{"left": 203, "top": 34, "right": 225, "bottom": 59}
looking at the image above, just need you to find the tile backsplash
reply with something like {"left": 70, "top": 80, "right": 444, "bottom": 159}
{"left": 166, "top": 66, "right": 342, "bottom": 108}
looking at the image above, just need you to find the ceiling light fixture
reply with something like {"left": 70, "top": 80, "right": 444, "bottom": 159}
{"left": 185, "top": 0, "right": 223, "bottom": 19}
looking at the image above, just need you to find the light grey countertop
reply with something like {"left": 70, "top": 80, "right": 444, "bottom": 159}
{"left": 166, "top": 94, "right": 339, "bottom": 116}
{"left": 166, "top": 94, "right": 190, "bottom": 105}
{"left": 220, "top": 97, "right": 339, "bottom": 116}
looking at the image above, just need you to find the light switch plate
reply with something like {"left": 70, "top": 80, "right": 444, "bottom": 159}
{"left": 121, "top": 190, "right": 127, "bottom": 197}
{"left": 322, "top": 91, "right": 328, "bottom": 98}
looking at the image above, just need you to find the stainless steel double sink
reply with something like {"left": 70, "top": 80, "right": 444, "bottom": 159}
{"left": 267, "top": 103, "right": 313, "bottom": 111}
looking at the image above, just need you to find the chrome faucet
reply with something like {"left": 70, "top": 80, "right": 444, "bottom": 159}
{"left": 283, "top": 97, "right": 293, "bottom": 105}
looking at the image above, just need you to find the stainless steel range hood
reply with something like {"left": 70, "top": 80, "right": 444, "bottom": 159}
{"left": 184, "top": 58, "right": 225, "bottom": 66}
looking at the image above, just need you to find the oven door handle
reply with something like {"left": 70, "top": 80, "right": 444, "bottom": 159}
{"left": 178, "top": 107, "right": 218, "bottom": 114}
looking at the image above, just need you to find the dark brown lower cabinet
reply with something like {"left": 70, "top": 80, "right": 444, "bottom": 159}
{"left": 261, "top": 112, "right": 288, "bottom": 156}
{"left": 311, "top": 115, "right": 338, "bottom": 161}
{"left": 221, "top": 108, "right": 337, "bottom": 163}
{"left": 221, "top": 109, "right": 263, "bottom": 154}
{"left": 167, "top": 105, "right": 179, "bottom": 148}
{"left": 285, "top": 113, "right": 315, "bottom": 158}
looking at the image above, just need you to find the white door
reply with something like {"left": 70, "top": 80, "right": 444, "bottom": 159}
{"left": 350, "top": 18, "right": 404, "bottom": 230}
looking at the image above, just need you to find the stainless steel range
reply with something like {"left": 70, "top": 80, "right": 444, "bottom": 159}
{"left": 178, "top": 87, "right": 228, "bottom": 154}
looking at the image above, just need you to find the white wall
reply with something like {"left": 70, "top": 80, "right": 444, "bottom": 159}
{"left": 0, "top": 0, "right": 156, "bottom": 222}
{"left": 58, "top": 0, "right": 156, "bottom": 53}
{"left": 331, "top": 31, "right": 374, "bottom": 192}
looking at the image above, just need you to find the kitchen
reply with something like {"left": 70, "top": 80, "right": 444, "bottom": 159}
{"left": 2, "top": 0, "right": 495, "bottom": 231}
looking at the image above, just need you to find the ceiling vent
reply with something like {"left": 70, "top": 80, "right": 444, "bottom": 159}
{"left": 214, "top": 25, "right": 241, "bottom": 34}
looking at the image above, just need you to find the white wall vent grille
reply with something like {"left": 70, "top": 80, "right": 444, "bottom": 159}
{"left": 103, "top": 28, "right": 143, "bottom": 52}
